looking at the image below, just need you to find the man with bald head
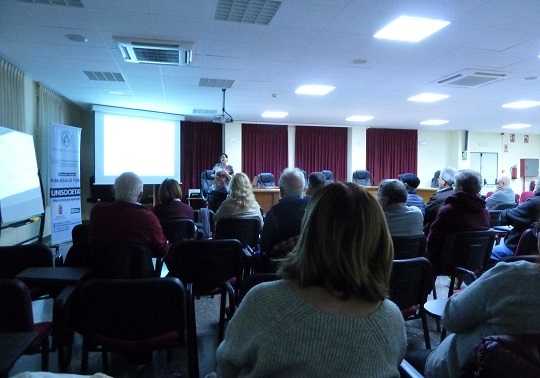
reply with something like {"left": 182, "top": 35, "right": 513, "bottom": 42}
{"left": 485, "top": 176, "right": 516, "bottom": 209}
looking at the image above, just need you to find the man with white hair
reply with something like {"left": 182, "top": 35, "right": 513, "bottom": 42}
{"left": 485, "top": 176, "right": 516, "bottom": 209}
{"left": 88, "top": 172, "right": 168, "bottom": 257}
{"left": 424, "top": 166, "right": 457, "bottom": 235}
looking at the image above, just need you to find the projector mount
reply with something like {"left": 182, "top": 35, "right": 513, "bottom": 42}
{"left": 213, "top": 88, "right": 234, "bottom": 124}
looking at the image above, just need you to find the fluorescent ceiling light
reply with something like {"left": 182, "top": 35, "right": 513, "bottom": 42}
{"left": 502, "top": 100, "right": 540, "bottom": 109}
{"left": 346, "top": 115, "right": 374, "bottom": 122}
{"left": 408, "top": 93, "right": 449, "bottom": 102}
{"left": 501, "top": 123, "right": 531, "bottom": 129}
{"left": 295, "top": 85, "right": 335, "bottom": 95}
{"left": 261, "top": 111, "right": 288, "bottom": 118}
{"left": 374, "top": 15, "right": 451, "bottom": 42}
{"left": 420, "top": 119, "right": 449, "bottom": 126}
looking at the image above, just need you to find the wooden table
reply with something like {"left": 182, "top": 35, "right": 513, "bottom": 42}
{"left": 253, "top": 188, "right": 281, "bottom": 213}
{"left": 424, "top": 298, "right": 448, "bottom": 341}
{"left": 0, "top": 332, "right": 37, "bottom": 378}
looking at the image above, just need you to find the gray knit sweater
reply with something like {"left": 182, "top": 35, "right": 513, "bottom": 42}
{"left": 216, "top": 280, "right": 406, "bottom": 377}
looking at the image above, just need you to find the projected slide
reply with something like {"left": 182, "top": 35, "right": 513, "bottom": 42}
{"left": 94, "top": 106, "right": 182, "bottom": 185}
{"left": 0, "top": 126, "right": 44, "bottom": 225}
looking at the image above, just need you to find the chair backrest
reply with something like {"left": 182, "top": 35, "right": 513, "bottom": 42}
{"left": 71, "top": 223, "right": 90, "bottom": 245}
{"left": 160, "top": 219, "right": 196, "bottom": 243}
{"left": 441, "top": 230, "right": 495, "bottom": 272}
{"left": 388, "top": 257, "right": 433, "bottom": 312}
{"left": 488, "top": 210, "right": 503, "bottom": 227}
{"left": 391, "top": 235, "right": 427, "bottom": 259}
{"left": 492, "top": 202, "right": 517, "bottom": 210}
{"left": 89, "top": 175, "right": 115, "bottom": 203}
{"left": 515, "top": 228, "right": 539, "bottom": 256}
{"left": 299, "top": 169, "right": 308, "bottom": 188}
{"left": 485, "top": 191, "right": 493, "bottom": 198}
{"left": 237, "top": 273, "right": 281, "bottom": 305}
{"left": 166, "top": 239, "right": 244, "bottom": 292}
{"left": 520, "top": 191, "right": 534, "bottom": 204}
{"left": 79, "top": 277, "right": 187, "bottom": 344}
{"left": 194, "top": 208, "right": 215, "bottom": 238}
{"left": 0, "top": 244, "right": 54, "bottom": 279}
{"left": 201, "top": 170, "right": 214, "bottom": 200}
{"left": 460, "top": 334, "right": 540, "bottom": 378}
{"left": 352, "top": 170, "right": 371, "bottom": 186}
{"left": 0, "top": 278, "right": 34, "bottom": 331}
{"left": 86, "top": 243, "right": 157, "bottom": 279}
{"left": 321, "top": 170, "right": 334, "bottom": 184}
{"left": 215, "top": 217, "right": 260, "bottom": 249}
{"left": 257, "top": 173, "right": 275, "bottom": 188}
{"left": 515, "top": 193, "right": 520, "bottom": 203}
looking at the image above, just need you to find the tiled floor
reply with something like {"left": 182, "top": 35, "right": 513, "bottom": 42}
{"left": 10, "top": 269, "right": 452, "bottom": 378}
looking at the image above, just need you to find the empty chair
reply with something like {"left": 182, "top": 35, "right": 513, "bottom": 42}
{"left": 71, "top": 222, "right": 90, "bottom": 245}
{"left": 520, "top": 191, "right": 534, "bottom": 204}
{"left": 352, "top": 170, "right": 371, "bottom": 186}
{"left": 391, "top": 235, "right": 427, "bottom": 260}
{"left": 515, "top": 228, "right": 539, "bottom": 256}
{"left": 321, "top": 170, "right": 334, "bottom": 185}
{"left": 77, "top": 277, "right": 197, "bottom": 377}
{"left": 388, "top": 257, "right": 433, "bottom": 348}
{"left": 215, "top": 217, "right": 261, "bottom": 252}
{"left": 201, "top": 169, "right": 214, "bottom": 201}
{"left": 257, "top": 173, "right": 275, "bottom": 188}
{"left": 0, "top": 278, "right": 52, "bottom": 371}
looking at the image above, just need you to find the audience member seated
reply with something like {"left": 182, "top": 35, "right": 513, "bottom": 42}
{"left": 153, "top": 178, "right": 194, "bottom": 221}
{"left": 306, "top": 171, "right": 326, "bottom": 196}
{"left": 491, "top": 174, "right": 540, "bottom": 260}
{"left": 399, "top": 172, "right": 426, "bottom": 216}
{"left": 485, "top": 176, "right": 516, "bottom": 210}
{"left": 209, "top": 153, "right": 234, "bottom": 212}
{"left": 406, "top": 241, "right": 540, "bottom": 378}
{"left": 214, "top": 172, "right": 263, "bottom": 228}
{"left": 424, "top": 166, "right": 457, "bottom": 235}
{"left": 88, "top": 172, "right": 168, "bottom": 257}
{"left": 427, "top": 170, "right": 489, "bottom": 274}
{"left": 377, "top": 179, "right": 423, "bottom": 237}
{"left": 259, "top": 168, "right": 310, "bottom": 259}
{"left": 216, "top": 183, "right": 406, "bottom": 377}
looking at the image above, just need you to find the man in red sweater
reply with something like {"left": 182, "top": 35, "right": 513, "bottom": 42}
{"left": 88, "top": 172, "right": 168, "bottom": 257}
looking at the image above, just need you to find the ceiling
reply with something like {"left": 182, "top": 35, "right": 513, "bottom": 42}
{"left": 2, "top": 0, "right": 540, "bottom": 133}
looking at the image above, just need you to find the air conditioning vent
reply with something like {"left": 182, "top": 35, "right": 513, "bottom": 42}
{"left": 433, "top": 69, "right": 511, "bottom": 88}
{"left": 114, "top": 37, "right": 194, "bottom": 66}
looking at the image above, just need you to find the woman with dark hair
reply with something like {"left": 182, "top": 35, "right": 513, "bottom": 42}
{"left": 153, "top": 178, "right": 194, "bottom": 221}
{"left": 216, "top": 182, "right": 406, "bottom": 377}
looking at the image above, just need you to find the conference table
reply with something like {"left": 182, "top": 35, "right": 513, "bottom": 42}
{"left": 253, "top": 186, "right": 439, "bottom": 213}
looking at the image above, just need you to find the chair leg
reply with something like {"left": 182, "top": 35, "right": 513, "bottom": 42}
{"left": 41, "top": 337, "right": 50, "bottom": 371}
{"left": 218, "top": 286, "right": 227, "bottom": 343}
{"left": 421, "top": 313, "right": 431, "bottom": 349}
{"left": 81, "top": 340, "right": 89, "bottom": 374}
{"left": 102, "top": 350, "right": 109, "bottom": 374}
{"left": 186, "top": 284, "right": 199, "bottom": 378}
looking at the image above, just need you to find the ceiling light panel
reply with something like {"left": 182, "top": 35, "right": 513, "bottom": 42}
{"left": 295, "top": 85, "right": 335, "bottom": 96}
{"left": 502, "top": 100, "right": 540, "bottom": 109}
{"left": 215, "top": 0, "right": 282, "bottom": 25}
{"left": 346, "top": 115, "right": 374, "bottom": 122}
{"left": 408, "top": 93, "right": 449, "bottom": 102}
{"left": 420, "top": 120, "right": 449, "bottom": 126}
{"left": 501, "top": 123, "right": 531, "bottom": 129}
{"left": 374, "top": 15, "right": 450, "bottom": 42}
{"left": 18, "top": 0, "right": 83, "bottom": 7}
{"left": 262, "top": 111, "right": 288, "bottom": 118}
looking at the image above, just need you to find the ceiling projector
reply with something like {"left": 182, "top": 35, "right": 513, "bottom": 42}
{"left": 213, "top": 114, "right": 233, "bottom": 123}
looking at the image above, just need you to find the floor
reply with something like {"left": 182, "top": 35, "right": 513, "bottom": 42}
{"left": 10, "top": 244, "right": 452, "bottom": 377}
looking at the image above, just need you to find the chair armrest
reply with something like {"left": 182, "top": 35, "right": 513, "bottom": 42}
{"left": 454, "top": 267, "right": 477, "bottom": 282}
{"left": 399, "top": 359, "right": 424, "bottom": 378}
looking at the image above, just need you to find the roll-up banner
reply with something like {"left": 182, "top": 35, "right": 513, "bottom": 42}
{"left": 48, "top": 123, "right": 82, "bottom": 244}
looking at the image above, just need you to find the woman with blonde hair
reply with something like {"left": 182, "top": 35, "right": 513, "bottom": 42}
{"left": 213, "top": 172, "right": 263, "bottom": 228}
{"left": 216, "top": 182, "right": 406, "bottom": 377}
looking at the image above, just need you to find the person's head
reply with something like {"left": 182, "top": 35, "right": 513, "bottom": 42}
{"left": 454, "top": 169, "right": 483, "bottom": 195}
{"left": 433, "top": 170, "right": 441, "bottom": 179}
{"left": 158, "top": 178, "right": 182, "bottom": 203}
{"left": 497, "top": 176, "right": 511, "bottom": 189}
{"left": 399, "top": 173, "right": 420, "bottom": 189}
{"left": 219, "top": 153, "right": 228, "bottom": 164}
{"left": 279, "top": 168, "right": 306, "bottom": 197}
{"left": 228, "top": 172, "right": 255, "bottom": 208}
{"left": 279, "top": 182, "right": 394, "bottom": 302}
{"left": 377, "top": 179, "right": 407, "bottom": 206}
{"left": 438, "top": 166, "right": 457, "bottom": 189}
{"left": 113, "top": 172, "right": 143, "bottom": 202}
{"left": 307, "top": 172, "right": 326, "bottom": 195}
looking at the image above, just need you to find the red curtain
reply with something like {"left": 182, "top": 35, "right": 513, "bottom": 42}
{"left": 180, "top": 121, "right": 222, "bottom": 199}
{"left": 294, "top": 126, "right": 347, "bottom": 181}
{"left": 366, "top": 128, "right": 418, "bottom": 185}
{"left": 242, "top": 123, "right": 288, "bottom": 181}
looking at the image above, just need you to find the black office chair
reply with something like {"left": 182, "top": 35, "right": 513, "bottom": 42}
{"left": 87, "top": 175, "right": 114, "bottom": 203}
{"left": 200, "top": 170, "right": 214, "bottom": 201}
{"left": 257, "top": 173, "right": 275, "bottom": 188}
{"left": 391, "top": 235, "right": 427, "bottom": 260}
{"left": 389, "top": 257, "right": 433, "bottom": 349}
{"left": 321, "top": 170, "right": 334, "bottom": 184}
{"left": 160, "top": 219, "right": 196, "bottom": 244}
{"left": 352, "top": 170, "right": 371, "bottom": 186}
{"left": 215, "top": 217, "right": 261, "bottom": 251}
